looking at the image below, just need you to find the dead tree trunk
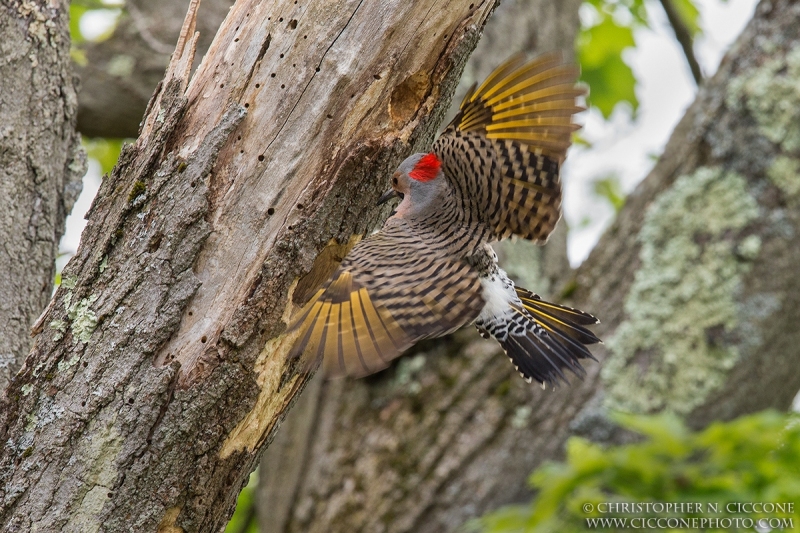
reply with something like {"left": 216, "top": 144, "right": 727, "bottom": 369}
{"left": 255, "top": 1, "right": 800, "bottom": 532}
{"left": 0, "top": 0, "right": 500, "bottom": 531}
{"left": 0, "top": 0, "right": 85, "bottom": 393}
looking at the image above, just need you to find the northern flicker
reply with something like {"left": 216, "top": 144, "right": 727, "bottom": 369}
{"left": 289, "top": 53, "right": 600, "bottom": 386}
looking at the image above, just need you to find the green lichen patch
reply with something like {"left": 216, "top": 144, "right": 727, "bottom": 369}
{"left": 767, "top": 156, "right": 800, "bottom": 202}
{"left": 727, "top": 45, "right": 800, "bottom": 153}
{"left": 602, "top": 167, "right": 759, "bottom": 415}
{"left": 66, "top": 294, "right": 99, "bottom": 344}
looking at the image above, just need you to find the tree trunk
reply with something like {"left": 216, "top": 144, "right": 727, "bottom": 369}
{"left": 255, "top": 1, "right": 800, "bottom": 532}
{"left": 0, "top": 0, "right": 85, "bottom": 393}
{"left": 0, "top": 0, "right": 503, "bottom": 531}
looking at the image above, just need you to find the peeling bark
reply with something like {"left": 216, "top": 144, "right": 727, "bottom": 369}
{"left": 255, "top": 1, "right": 800, "bottom": 532}
{"left": 0, "top": 0, "right": 503, "bottom": 531}
{"left": 0, "top": 0, "right": 85, "bottom": 393}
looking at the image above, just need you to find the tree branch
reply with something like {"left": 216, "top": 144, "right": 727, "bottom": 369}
{"left": 659, "top": 0, "right": 704, "bottom": 85}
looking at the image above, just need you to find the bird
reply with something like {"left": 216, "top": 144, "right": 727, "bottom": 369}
{"left": 288, "top": 52, "right": 600, "bottom": 386}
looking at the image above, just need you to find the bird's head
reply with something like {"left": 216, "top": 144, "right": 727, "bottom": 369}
{"left": 377, "top": 152, "right": 445, "bottom": 218}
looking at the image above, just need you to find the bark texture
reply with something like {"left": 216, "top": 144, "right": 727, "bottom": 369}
{"left": 255, "top": 1, "right": 800, "bottom": 532}
{"left": 0, "top": 0, "right": 85, "bottom": 393}
{"left": 0, "top": 0, "right": 503, "bottom": 531}
{"left": 75, "top": 0, "right": 233, "bottom": 138}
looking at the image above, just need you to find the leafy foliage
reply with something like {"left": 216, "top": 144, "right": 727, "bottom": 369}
{"left": 83, "top": 137, "right": 125, "bottom": 174}
{"left": 469, "top": 411, "right": 800, "bottom": 532}
{"left": 225, "top": 471, "right": 259, "bottom": 533}
{"left": 592, "top": 174, "right": 626, "bottom": 213}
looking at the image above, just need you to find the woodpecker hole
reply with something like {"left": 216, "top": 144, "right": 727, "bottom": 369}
{"left": 255, "top": 83, "right": 260, "bottom": 88}
{"left": 188, "top": 311, "right": 193, "bottom": 316}
{"left": 83, "top": 361, "right": 88, "bottom": 367}
{"left": 201, "top": 336, "right": 207, "bottom": 343}
{"left": 237, "top": 135, "right": 241, "bottom": 141}
{"left": 267, "top": 207, "right": 275, "bottom": 215}
{"left": 279, "top": 17, "right": 283, "bottom": 22}
{"left": 240, "top": 150, "right": 244, "bottom": 154}
{"left": 373, "top": 74, "right": 381, "bottom": 80}
{"left": 128, "top": 398, "right": 134, "bottom": 404}
{"left": 271, "top": 73, "right": 276, "bottom": 77}
{"left": 392, "top": 177, "right": 398, "bottom": 185}
{"left": 190, "top": 181, "right": 197, "bottom": 187}
{"left": 288, "top": 19, "right": 297, "bottom": 29}
{"left": 81, "top": 401, "right": 86, "bottom": 406}
{"left": 280, "top": 53, "right": 284, "bottom": 58}
{"left": 469, "top": 3, "right": 474, "bottom": 8}
{"left": 244, "top": 103, "right": 250, "bottom": 108}
{"left": 303, "top": 35, "right": 307, "bottom": 39}
{"left": 315, "top": 67, "right": 320, "bottom": 72}
{"left": 281, "top": 84, "right": 285, "bottom": 89}
{"left": 234, "top": 38, "right": 239, "bottom": 42}
{"left": 326, "top": 114, "right": 333, "bottom": 119}
{"left": 297, "top": 203, "right": 304, "bottom": 209}
{"left": 220, "top": 83, "right": 224, "bottom": 88}
{"left": 258, "top": 155, "right": 264, "bottom": 162}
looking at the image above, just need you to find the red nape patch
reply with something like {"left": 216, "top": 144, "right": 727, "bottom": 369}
{"left": 409, "top": 153, "right": 441, "bottom": 182}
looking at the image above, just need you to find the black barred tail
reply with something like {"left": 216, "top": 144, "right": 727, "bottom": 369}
{"left": 476, "top": 287, "right": 600, "bottom": 387}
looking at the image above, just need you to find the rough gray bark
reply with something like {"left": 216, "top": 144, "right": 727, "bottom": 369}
{"left": 255, "top": 1, "right": 800, "bottom": 532}
{"left": 0, "top": 0, "right": 503, "bottom": 531}
{"left": 75, "top": 0, "right": 232, "bottom": 138}
{"left": 0, "top": 0, "right": 85, "bottom": 393}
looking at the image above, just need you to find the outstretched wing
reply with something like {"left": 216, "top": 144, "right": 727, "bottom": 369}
{"left": 288, "top": 220, "right": 485, "bottom": 378}
{"left": 433, "top": 52, "right": 585, "bottom": 243}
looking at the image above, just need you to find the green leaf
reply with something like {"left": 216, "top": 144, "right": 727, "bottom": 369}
{"left": 577, "top": 14, "right": 639, "bottom": 118}
{"left": 83, "top": 137, "right": 125, "bottom": 174}
{"left": 670, "top": 0, "right": 702, "bottom": 37}
{"left": 591, "top": 174, "right": 626, "bottom": 213}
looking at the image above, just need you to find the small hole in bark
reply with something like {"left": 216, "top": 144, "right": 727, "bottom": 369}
{"left": 326, "top": 114, "right": 332, "bottom": 119}
{"left": 288, "top": 19, "right": 297, "bottom": 29}
{"left": 268, "top": 17, "right": 271, "bottom": 20}
{"left": 267, "top": 207, "right": 275, "bottom": 215}
{"left": 315, "top": 67, "right": 320, "bottom": 72}
{"left": 373, "top": 74, "right": 381, "bottom": 80}
{"left": 190, "top": 181, "right": 197, "bottom": 187}
{"left": 279, "top": 17, "right": 283, "bottom": 22}
{"left": 108, "top": 493, "right": 113, "bottom": 498}
{"left": 281, "top": 84, "right": 285, "bottom": 89}
{"left": 287, "top": 225, "right": 293, "bottom": 230}
{"left": 280, "top": 53, "right": 284, "bottom": 58}
{"left": 246, "top": 12, "right": 250, "bottom": 17}
{"left": 260, "top": 329, "right": 265, "bottom": 335}
{"left": 350, "top": 94, "right": 355, "bottom": 98}
{"left": 244, "top": 103, "right": 250, "bottom": 108}
{"left": 81, "top": 401, "right": 86, "bottom": 407}
{"left": 201, "top": 336, "right": 207, "bottom": 343}
{"left": 255, "top": 83, "right": 260, "bottom": 88}
{"left": 443, "top": 34, "right": 448, "bottom": 40}
{"left": 258, "top": 155, "right": 264, "bottom": 162}
{"left": 303, "top": 35, "right": 307, "bottom": 39}
{"left": 240, "top": 150, "right": 244, "bottom": 154}
{"left": 292, "top": 63, "right": 296, "bottom": 67}
{"left": 237, "top": 135, "right": 241, "bottom": 141}
{"left": 188, "top": 311, "right": 193, "bottom": 316}
{"left": 128, "top": 398, "right": 134, "bottom": 404}
{"left": 146, "top": 438, "right": 152, "bottom": 445}
{"left": 234, "top": 38, "right": 239, "bottom": 42}
{"left": 83, "top": 361, "right": 88, "bottom": 367}
{"left": 297, "top": 203, "right": 304, "bottom": 209}
{"left": 271, "top": 73, "right": 276, "bottom": 78}
{"left": 469, "top": 3, "right": 474, "bottom": 8}
{"left": 220, "top": 83, "right": 224, "bottom": 88}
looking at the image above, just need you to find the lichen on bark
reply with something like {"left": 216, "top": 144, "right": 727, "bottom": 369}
{"left": 602, "top": 167, "right": 760, "bottom": 414}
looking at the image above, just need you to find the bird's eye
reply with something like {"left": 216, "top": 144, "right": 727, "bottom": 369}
{"left": 392, "top": 177, "right": 398, "bottom": 186}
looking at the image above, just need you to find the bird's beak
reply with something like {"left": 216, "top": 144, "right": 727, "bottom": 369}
{"left": 377, "top": 189, "right": 399, "bottom": 206}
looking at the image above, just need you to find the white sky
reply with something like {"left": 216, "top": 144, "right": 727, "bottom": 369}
{"left": 60, "top": 0, "right": 760, "bottom": 269}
